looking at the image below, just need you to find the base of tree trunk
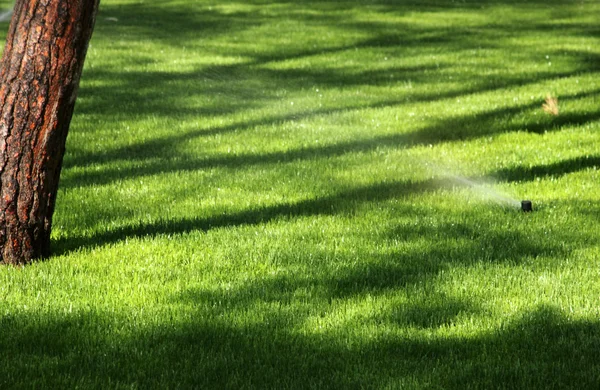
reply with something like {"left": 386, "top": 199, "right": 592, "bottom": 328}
{"left": 0, "top": 0, "right": 99, "bottom": 265}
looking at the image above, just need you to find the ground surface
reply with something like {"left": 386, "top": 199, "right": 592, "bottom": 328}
{"left": 1, "top": 0, "right": 599, "bottom": 388}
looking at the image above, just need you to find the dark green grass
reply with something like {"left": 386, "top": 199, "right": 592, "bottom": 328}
{"left": 1, "top": 0, "right": 600, "bottom": 388}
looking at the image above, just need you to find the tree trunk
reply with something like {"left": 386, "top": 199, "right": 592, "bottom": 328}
{"left": 0, "top": 0, "right": 99, "bottom": 265}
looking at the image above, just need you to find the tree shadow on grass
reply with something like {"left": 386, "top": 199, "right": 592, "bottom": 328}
{"left": 9, "top": 179, "right": 600, "bottom": 389}
{"left": 54, "top": 165, "right": 588, "bottom": 272}
{"left": 55, "top": 132, "right": 600, "bottom": 255}
{"left": 73, "top": 0, "right": 599, "bottom": 123}
{"left": 175, "top": 216, "right": 564, "bottom": 306}
{"left": 493, "top": 155, "right": 600, "bottom": 182}
{"left": 61, "top": 87, "right": 600, "bottom": 189}
{"left": 2, "top": 299, "right": 600, "bottom": 388}
{"left": 13, "top": 2, "right": 598, "bottom": 386}
{"left": 53, "top": 178, "right": 442, "bottom": 254}
{"left": 58, "top": 0, "right": 600, "bottom": 196}
{"left": 94, "top": 2, "right": 262, "bottom": 46}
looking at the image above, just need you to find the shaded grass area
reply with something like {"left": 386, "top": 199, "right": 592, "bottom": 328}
{"left": 1, "top": 0, "right": 600, "bottom": 388}
{"left": 2, "top": 306, "right": 600, "bottom": 388}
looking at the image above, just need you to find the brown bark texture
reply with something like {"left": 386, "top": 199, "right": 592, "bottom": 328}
{"left": 0, "top": 0, "right": 99, "bottom": 265}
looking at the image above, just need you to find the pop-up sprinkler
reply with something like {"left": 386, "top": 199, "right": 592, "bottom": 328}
{"left": 521, "top": 200, "right": 533, "bottom": 212}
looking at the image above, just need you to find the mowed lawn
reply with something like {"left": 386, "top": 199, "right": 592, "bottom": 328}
{"left": 1, "top": 0, "right": 599, "bottom": 388}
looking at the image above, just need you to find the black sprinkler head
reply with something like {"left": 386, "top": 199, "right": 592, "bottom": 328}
{"left": 521, "top": 200, "right": 532, "bottom": 212}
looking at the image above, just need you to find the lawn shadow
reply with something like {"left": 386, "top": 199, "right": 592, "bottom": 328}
{"left": 94, "top": 2, "right": 262, "bottom": 46}
{"left": 53, "top": 178, "right": 442, "bottom": 254}
{"left": 56, "top": 127, "right": 600, "bottom": 254}
{"left": 60, "top": 0, "right": 600, "bottom": 192}
{"left": 62, "top": 87, "right": 600, "bottom": 189}
{"left": 493, "top": 155, "right": 600, "bottom": 182}
{"left": 2, "top": 300, "right": 600, "bottom": 388}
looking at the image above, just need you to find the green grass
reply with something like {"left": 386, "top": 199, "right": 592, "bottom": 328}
{"left": 1, "top": 0, "right": 600, "bottom": 388}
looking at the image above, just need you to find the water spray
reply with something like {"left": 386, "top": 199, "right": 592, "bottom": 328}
{"left": 423, "top": 161, "right": 533, "bottom": 212}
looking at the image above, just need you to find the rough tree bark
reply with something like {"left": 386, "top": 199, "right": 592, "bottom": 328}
{"left": 0, "top": 0, "right": 99, "bottom": 265}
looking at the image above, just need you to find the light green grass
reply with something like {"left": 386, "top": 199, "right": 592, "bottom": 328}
{"left": 1, "top": 0, "right": 599, "bottom": 388}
